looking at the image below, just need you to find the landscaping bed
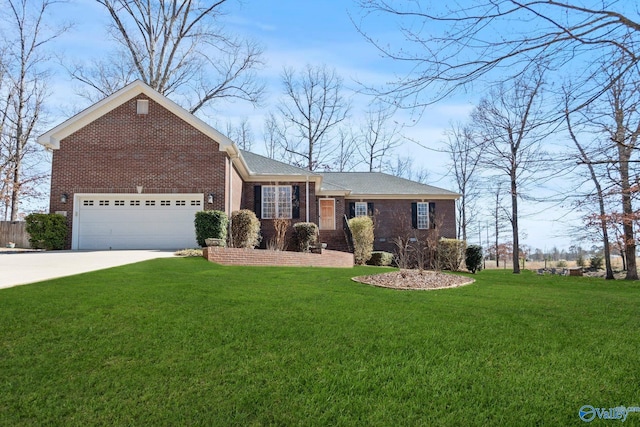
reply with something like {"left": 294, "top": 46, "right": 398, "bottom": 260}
{"left": 353, "top": 269, "right": 475, "bottom": 290}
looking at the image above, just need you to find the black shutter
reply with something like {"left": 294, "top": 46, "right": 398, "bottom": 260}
{"left": 348, "top": 202, "right": 355, "bottom": 219}
{"left": 411, "top": 202, "right": 417, "bottom": 229}
{"left": 429, "top": 202, "right": 436, "bottom": 229}
{"left": 292, "top": 185, "right": 300, "bottom": 219}
{"left": 254, "top": 186, "right": 262, "bottom": 219}
{"left": 367, "top": 202, "right": 374, "bottom": 216}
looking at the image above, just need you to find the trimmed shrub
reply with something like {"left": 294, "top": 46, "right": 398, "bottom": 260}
{"left": 438, "top": 238, "right": 466, "bottom": 271}
{"left": 367, "top": 251, "right": 394, "bottom": 266}
{"left": 25, "top": 213, "right": 68, "bottom": 250}
{"left": 291, "top": 222, "right": 318, "bottom": 252}
{"left": 465, "top": 245, "right": 483, "bottom": 274}
{"left": 194, "top": 210, "right": 228, "bottom": 247}
{"left": 230, "top": 209, "right": 261, "bottom": 248}
{"left": 349, "top": 216, "right": 374, "bottom": 265}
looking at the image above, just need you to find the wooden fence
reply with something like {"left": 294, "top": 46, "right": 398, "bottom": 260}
{"left": 0, "top": 221, "right": 31, "bottom": 248}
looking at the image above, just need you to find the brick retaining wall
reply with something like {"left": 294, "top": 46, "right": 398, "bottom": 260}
{"left": 203, "top": 247, "right": 354, "bottom": 268}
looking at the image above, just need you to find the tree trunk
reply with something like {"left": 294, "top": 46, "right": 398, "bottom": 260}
{"left": 618, "top": 137, "right": 638, "bottom": 280}
{"left": 511, "top": 173, "right": 520, "bottom": 274}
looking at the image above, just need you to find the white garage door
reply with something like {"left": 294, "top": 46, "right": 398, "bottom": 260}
{"left": 75, "top": 194, "right": 203, "bottom": 250}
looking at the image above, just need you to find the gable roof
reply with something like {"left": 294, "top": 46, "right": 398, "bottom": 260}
{"left": 37, "top": 80, "right": 236, "bottom": 155}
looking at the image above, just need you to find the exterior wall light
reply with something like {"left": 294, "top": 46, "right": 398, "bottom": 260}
{"left": 60, "top": 193, "right": 68, "bottom": 203}
{"left": 207, "top": 193, "right": 214, "bottom": 204}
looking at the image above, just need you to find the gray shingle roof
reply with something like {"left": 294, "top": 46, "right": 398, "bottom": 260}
{"left": 240, "top": 150, "right": 320, "bottom": 176}
{"left": 319, "top": 172, "right": 459, "bottom": 197}
{"left": 239, "top": 150, "right": 458, "bottom": 198}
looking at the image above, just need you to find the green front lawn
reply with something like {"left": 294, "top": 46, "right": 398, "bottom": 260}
{"left": 1, "top": 258, "right": 639, "bottom": 426}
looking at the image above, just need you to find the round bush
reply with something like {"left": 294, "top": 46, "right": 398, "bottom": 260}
{"left": 465, "top": 245, "right": 483, "bottom": 274}
{"left": 348, "top": 216, "right": 374, "bottom": 265}
{"left": 25, "top": 213, "right": 68, "bottom": 250}
{"left": 292, "top": 222, "right": 318, "bottom": 252}
{"left": 230, "top": 210, "right": 261, "bottom": 248}
{"left": 194, "top": 210, "right": 228, "bottom": 247}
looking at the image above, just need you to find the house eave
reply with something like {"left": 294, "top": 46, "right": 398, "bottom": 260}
{"left": 242, "top": 174, "right": 323, "bottom": 186}
{"left": 344, "top": 193, "right": 461, "bottom": 200}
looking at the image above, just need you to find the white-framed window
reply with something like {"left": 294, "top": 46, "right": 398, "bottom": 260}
{"left": 417, "top": 202, "right": 429, "bottom": 229}
{"left": 262, "top": 185, "right": 292, "bottom": 219}
{"left": 355, "top": 202, "right": 368, "bottom": 217}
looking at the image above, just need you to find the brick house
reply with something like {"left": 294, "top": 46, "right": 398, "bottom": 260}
{"left": 38, "top": 80, "right": 460, "bottom": 251}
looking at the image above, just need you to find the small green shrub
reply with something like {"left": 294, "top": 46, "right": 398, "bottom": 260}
{"left": 349, "top": 216, "right": 374, "bottom": 265}
{"left": 194, "top": 210, "right": 228, "bottom": 247}
{"left": 230, "top": 210, "right": 261, "bottom": 248}
{"left": 590, "top": 255, "right": 603, "bottom": 270}
{"left": 367, "top": 251, "right": 394, "bottom": 266}
{"left": 291, "top": 222, "right": 318, "bottom": 252}
{"left": 438, "top": 238, "right": 466, "bottom": 271}
{"left": 556, "top": 259, "right": 567, "bottom": 268}
{"left": 576, "top": 254, "right": 585, "bottom": 268}
{"left": 25, "top": 213, "right": 68, "bottom": 250}
{"left": 465, "top": 245, "right": 483, "bottom": 274}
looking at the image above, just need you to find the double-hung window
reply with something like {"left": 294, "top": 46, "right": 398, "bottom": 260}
{"left": 355, "top": 202, "right": 368, "bottom": 217}
{"left": 416, "top": 202, "right": 429, "bottom": 229}
{"left": 262, "top": 185, "right": 292, "bottom": 219}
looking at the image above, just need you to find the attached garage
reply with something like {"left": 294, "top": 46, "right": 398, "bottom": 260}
{"left": 73, "top": 194, "right": 203, "bottom": 250}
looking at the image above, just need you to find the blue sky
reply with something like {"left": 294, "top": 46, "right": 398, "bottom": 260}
{"left": 44, "top": 0, "right": 579, "bottom": 251}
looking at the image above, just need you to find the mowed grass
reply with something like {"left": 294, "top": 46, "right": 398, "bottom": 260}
{"left": 1, "top": 258, "right": 639, "bottom": 426}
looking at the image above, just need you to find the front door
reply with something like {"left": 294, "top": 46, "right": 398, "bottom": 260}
{"left": 319, "top": 199, "right": 335, "bottom": 230}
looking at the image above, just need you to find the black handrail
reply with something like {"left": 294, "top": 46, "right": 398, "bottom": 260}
{"left": 343, "top": 215, "right": 354, "bottom": 253}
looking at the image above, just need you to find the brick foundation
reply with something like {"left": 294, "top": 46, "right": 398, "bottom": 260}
{"left": 203, "top": 246, "right": 354, "bottom": 268}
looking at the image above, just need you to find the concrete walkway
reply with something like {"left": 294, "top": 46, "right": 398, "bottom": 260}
{"left": 0, "top": 250, "right": 176, "bottom": 289}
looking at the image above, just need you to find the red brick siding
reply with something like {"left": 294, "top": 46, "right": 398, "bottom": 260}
{"left": 317, "top": 198, "right": 456, "bottom": 253}
{"left": 242, "top": 181, "right": 317, "bottom": 249}
{"left": 49, "top": 95, "right": 229, "bottom": 248}
{"left": 203, "top": 246, "right": 354, "bottom": 268}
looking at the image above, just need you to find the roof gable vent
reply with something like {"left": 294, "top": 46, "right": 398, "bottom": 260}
{"left": 136, "top": 99, "right": 149, "bottom": 115}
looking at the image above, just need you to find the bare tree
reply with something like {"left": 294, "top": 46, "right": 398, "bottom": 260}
{"left": 356, "top": 102, "right": 402, "bottom": 171}
{"left": 384, "top": 155, "right": 429, "bottom": 184}
{"left": 1, "top": 0, "right": 67, "bottom": 220}
{"left": 472, "top": 69, "right": 551, "bottom": 273}
{"left": 274, "top": 64, "right": 350, "bottom": 171}
{"left": 444, "top": 122, "right": 481, "bottom": 242}
{"left": 355, "top": 1, "right": 640, "bottom": 110}
{"left": 571, "top": 55, "right": 640, "bottom": 280}
{"left": 263, "top": 112, "right": 281, "bottom": 160}
{"left": 226, "top": 117, "right": 253, "bottom": 151}
{"left": 70, "top": 0, "right": 264, "bottom": 113}
{"left": 332, "top": 126, "right": 359, "bottom": 172}
{"left": 564, "top": 91, "right": 615, "bottom": 280}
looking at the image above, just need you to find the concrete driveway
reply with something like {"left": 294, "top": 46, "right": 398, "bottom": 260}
{"left": 0, "top": 250, "right": 176, "bottom": 289}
